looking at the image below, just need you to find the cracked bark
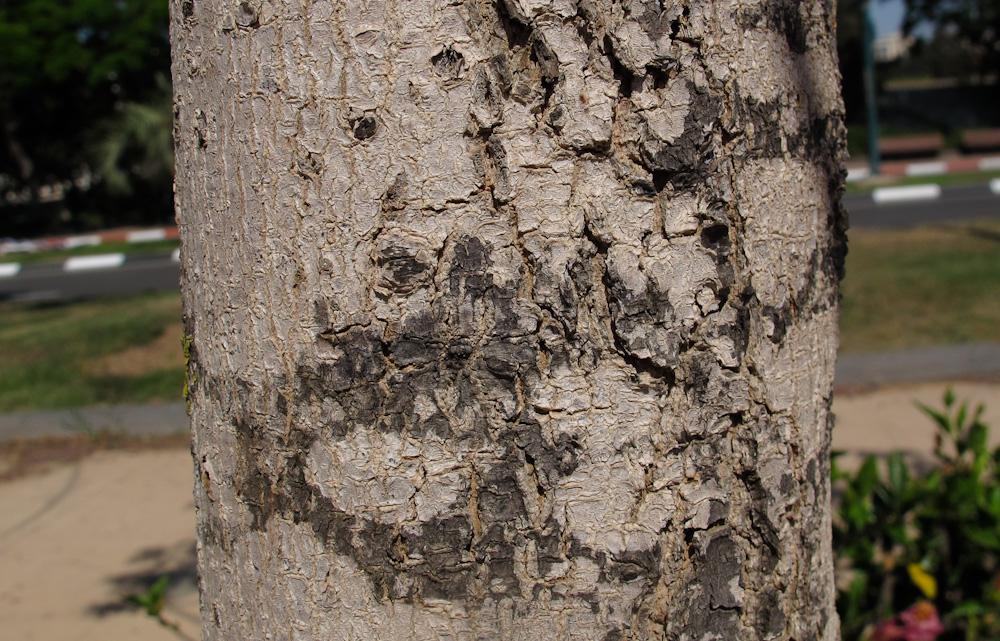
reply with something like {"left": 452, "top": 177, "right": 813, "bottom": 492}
{"left": 171, "top": 1, "right": 847, "bottom": 639}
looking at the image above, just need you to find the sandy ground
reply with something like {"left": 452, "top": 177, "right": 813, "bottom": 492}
{"left": 2, "top": 381, "right": 999, "bottom": 640}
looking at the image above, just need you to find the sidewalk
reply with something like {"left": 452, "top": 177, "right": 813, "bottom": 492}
{"left": 2, "top": 350, "right": 1000, "bottom": 641}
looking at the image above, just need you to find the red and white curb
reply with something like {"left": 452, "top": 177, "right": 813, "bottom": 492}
{"left": 0, "top": 227, "right": 181, "bottom": 278}
{"left": 847, "top": 155, "right": 1000, "bottom": 183}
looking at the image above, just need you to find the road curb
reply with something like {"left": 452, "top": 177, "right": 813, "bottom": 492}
{"left": 1, "top": 226, "right": 179, "bottom": 257}
{"left": 847, "top": 155, "right": 1000, "bottom": 182}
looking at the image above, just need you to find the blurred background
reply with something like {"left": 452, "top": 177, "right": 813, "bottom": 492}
{"left": 0, "top": 1, "right": 998, "bottom": 640}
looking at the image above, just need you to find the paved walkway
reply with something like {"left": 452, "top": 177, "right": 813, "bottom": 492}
{"left": 835, "top": 342, "right": 1000, "bottom": 388}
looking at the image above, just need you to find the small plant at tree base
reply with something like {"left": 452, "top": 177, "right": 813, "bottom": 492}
{"left": 125, "top": 574, "right": 196, "bottom": 641}
{"left": 833, "top": 390, "right": 1000, "bottom": 641}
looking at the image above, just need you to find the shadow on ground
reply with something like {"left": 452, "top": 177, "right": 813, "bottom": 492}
{"left": 89, "top": 539, "right": 198, "bottom": 625}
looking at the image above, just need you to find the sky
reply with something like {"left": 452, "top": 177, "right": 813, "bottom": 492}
{"left": 871, "top": 0, "right": 906, "bottom": 38}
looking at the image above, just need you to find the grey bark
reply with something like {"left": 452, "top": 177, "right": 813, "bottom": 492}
{"left": 171, "top": 1, "right": 847, "bottom": 639}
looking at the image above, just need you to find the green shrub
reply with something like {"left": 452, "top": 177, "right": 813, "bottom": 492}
{"left": 834, "top": 391, "right": 1000, "bottom": 640}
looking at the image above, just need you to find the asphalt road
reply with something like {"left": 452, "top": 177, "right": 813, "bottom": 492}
{"left": 0, "top": 184, "right": 996, "bottom": 302}
{"left": 845, "top": 183, "right": 1000, "bottom": 228}
{"left": 0, "top": 253, "right": 180, "bottom": 303}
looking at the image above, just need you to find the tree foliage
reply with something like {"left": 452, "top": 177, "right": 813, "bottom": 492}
{"left": 0, "top": 0, "right": 172, "bottom": 236}
{"left": 901, "top": 0, "right": 999, "bottom": 76}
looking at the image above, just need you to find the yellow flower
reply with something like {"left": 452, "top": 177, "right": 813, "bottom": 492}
{"left": 908, "top": 564, "right": 938, "bottom": 599}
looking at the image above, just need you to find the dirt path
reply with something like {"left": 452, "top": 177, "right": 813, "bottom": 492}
{"left": 2, "top": 381, "right": 999, "bottom": 640}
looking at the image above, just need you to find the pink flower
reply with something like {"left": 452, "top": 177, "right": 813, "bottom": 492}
{"left": 872, "top": 602, "right": 944, "bottom": 641}
{"left": 872, "top": 619, "right": 907, "bottom": 641}
{"left": 898, "top": 602, "right": 944, "bottom": 641}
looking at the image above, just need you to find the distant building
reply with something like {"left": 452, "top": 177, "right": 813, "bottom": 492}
{"left": 874, "top": 31, "right": 914, "bottom": 62}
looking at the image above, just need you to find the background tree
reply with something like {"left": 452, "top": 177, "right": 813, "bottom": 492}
{"left": 0, "top": 0, "right": 171, "bottom": 236}
{"left": 172, "top": 1, "right": 847, "bottom": 638}
{"left": 901, "top": 0, "right": 999, "bottom": 78}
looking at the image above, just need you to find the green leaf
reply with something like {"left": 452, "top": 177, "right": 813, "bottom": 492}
{"left": 888, "top": 451, "right": 909, "bottom": 495}
{"left": 962, "top": 525, "right": 1000, "bottom": 550}
{"left": 856, "top": 456, "right": 880, "bottom": 497}
{"left": 920, "top": 403, "right": 954, "bottom": 438}
{"left": 951, "top": 601, "right": 987, "bottom": 618}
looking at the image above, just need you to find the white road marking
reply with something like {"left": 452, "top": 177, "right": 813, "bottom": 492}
{"left": 127, "top": 229, "right": 168, "bottom": 243}
{"left": 846, "top": 167, "right": 870, "bottom": 182}
{"left": 63, "top": 253, "right": 126, "bottom": 271}
{"left": 63, "top": 235, "right": 102, "bottom": 249}
{"left": 170, "top": 248, "right": 181, "bottom": 263}
{"left": 0, "top": 263, "right": 21, "bottom": 278}
{"left": 990, "top": 179, "right": 1000, "bottom": 195}
{"left": 872, "top": 184, "right": 942, "bottom": 203}
{"left": 905, "top": 161, "right": 947, "bottom": 176}
{"left": 980, "top": 157, "right": 1000, "bottom": 171}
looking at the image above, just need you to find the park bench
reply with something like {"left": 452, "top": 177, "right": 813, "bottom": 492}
{"left": 960, "top": 128, "right": 1000, "bottom": 153}
{"left": 878, "top": 133, "right": 944, "bottom": 159}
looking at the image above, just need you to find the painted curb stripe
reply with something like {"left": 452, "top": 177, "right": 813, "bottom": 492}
{"left": 905, "top": 161, "right": 947, "bottom": 177}
{"left": 980, "top": 157, "right": 1000, "bottom": 171}
{"left": 872, "top": 184, "right": 942, "bottom": 203}
{"left": 63, "top": 253, "right": 126, "bottom": 271}
{"left": 846, "top": 167, "right": 870, "bottom": 182}
{"left": 127, "top": 229, "right": 168, "bottom": 243}
{"left": 0, "top": 263, "right": 21, "bottom": 278}
{"left": 990, "top": 179, "right": 1000, "bottom": 195}
{"left": 63, "top": 235, "right": 102, "bottom": 249}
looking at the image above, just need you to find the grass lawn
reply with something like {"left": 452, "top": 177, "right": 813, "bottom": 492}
{"left": 0, "top": 218, "right": 996, "bottom": 411}
{"left": 0, "top": 291, "right": 185, "bottom": 412}
{"left": 840, "top": 218, "right": 1000, "bottom": 353}
{"left": 0, "top": 238, "right": 180, "bottom": 267}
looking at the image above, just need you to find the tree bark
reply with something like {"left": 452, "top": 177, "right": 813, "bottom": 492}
{"left": 171, "top": 1, "right": 847, "bottom": 639}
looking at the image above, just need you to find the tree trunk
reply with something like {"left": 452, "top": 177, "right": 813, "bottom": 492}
{"left": 171, "top": 1, "right": 846, "bottom": 639}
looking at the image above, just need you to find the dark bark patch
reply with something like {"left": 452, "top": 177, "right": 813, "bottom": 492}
{"left": 774, "top": 3, "right": 808, "bottom": 55}
{"left": 490, "top": 55, "right": 514, "bottom": 96}
{"left": 293, "top": 152, "right": 322, "bottom": 180}
{"left": 765, "top": 304, "right": 790, "bottom": 345}
{"left": 529, "top": 33, "right": 559, "bottom": 83}
{"left": 485, "top": 136, "right": 511, "bottom": 201}
{"left": 604, "top": 36, "right": 636, "bottom": 98}
{"left": 377, "top": 245, "right": 430, "bottom": 293}
{"left": 181, "top": 0, "right": 195, "bottom": 19}
{"left": 640, "top": 82, "right": 721, "bottom": 189}
{"left": 755, "top": 586, "right": 788, "bottom": 638}
{"left": 382, "top": 172, "right": 407, "bottom": 211}
{"left": 351, "top": 113, "right": 378, "bottom": 140}
{"left": 234, "top": 2, "right": 259, "bottom": 29}
{"left": 700, "top": 223, "right": 730, "bottom": 258}
{"left": 600, "top": 543, "right": 663, "bottom": 584}
{"left": 697, "top": 531, "right": 745, "bottom": 609}
{"left": 432, "top": 46, "right": 465, "bottom": 80}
